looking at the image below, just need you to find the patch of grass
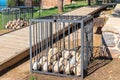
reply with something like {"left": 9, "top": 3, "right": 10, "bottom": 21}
{"left": 30, "top": 76, "right": 37, "bottom": 80}
{"left": 64, "top": 1, "right": 87, "bottom": 12}
{"left": 34, "top": 7, "right": 58, "bottom": 18}
{"left": 0, "top": 13, "right": 2, "bottom": 29}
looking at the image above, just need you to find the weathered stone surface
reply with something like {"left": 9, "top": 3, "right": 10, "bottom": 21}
{"left": 110, "top": 12, "right": 120, "bottom": 17}
{"left": 102, "top": 17, "right": 120, "bottom": 34}
{"left": 114, "top": 4, "right": 120, "bottom": 13}
{"left": 117, "top": 34, "right": 120, "bottom": 39}
{"left": 118, "top": 42, "right": 120, "bottom": 49}
{"left": 102, "top": 32, "right": 116, "bottom": 47}
{"left": 109, "top": 48, "right": 120, "bottom": 58}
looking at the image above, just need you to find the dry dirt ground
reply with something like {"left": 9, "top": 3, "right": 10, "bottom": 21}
{"left": 0, "top": 29, "right": 11, "bottom": 35}
{"left": 1, "top": 58, "right": 120, "bottom": 80}
{"left": 0, "top": 9, "right": 120, "bottom": 80}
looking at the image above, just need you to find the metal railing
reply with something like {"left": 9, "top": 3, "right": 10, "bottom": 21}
{"left": 2, "top": 6, "right": 33, "bottom": 30}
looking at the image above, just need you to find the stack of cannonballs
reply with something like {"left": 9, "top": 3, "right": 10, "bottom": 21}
{"left": 5, "top": 19, "right": 28, "bottom": 30}
{"left": 32, "top": 48, "right": 81, "bottom": 76}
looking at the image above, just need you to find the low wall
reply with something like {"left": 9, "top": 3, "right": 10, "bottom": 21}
{"left": 102, "top": 4, "right": 120, "bottom": 58}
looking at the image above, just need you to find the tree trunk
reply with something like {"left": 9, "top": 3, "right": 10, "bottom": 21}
{"left": 88, "top": 0, "right": 91, "bottom": 6}
{"left": 16, "top": 0, "right": 20, "bottom": 6}
{"left": 57, "top": 0, "right": 63, "bottom": 13}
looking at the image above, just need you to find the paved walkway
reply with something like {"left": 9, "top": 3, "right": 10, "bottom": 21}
{"left": 64, "top": 6, "right": 105, "bottom": 15}
{"left": 0, "top": 5, "right": 106, "bottom": 72}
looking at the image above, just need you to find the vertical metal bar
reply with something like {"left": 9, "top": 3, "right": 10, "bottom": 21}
{"left": 20, "top": 8, "right": 21, "bottom": 20}
{"left": 75, "top": 24, "right": 77, "bottom": 50}
{"left": 81, "top": 20, "right": 84, "bottom": 79}
{"left": 29, "top": 20, "right": 33, "bottom": 72}
{"left": 15, "top": 9, "right": 17, "bottom": 20}
{"left": 75, "top": 23, "right": 77, "bottom": 76}
{"left": 12, "top": 9, "right": 13, "bottom": 21}
{"left": 41, "top": 22, "right": 44, "bottom": 68}
{"left": 46, "top": 22, "right": 49, "bottom": 72}
{"left": 23, "top": 8, "right": 25, "bottom": 20}
{"left": 59, "top": 22, "right": 62, "bottom": 50}
{"left": 2, "top": 9, "right": 4, "bottom": 29}
{"left": 57, "top": 22, "right": 59, "bottom": 51}
{"left": 55, "top": 22, "right": 58, "bottom": 48}
{"left": 85, "top": 24, "right": 88, "bottom": 70}
{"left": 30, "top": 8, "right": 32, "bottom": 20}
{"left": 56, "top": 21, "right": 59, "bottom": 72}
{"left": 90, "top": 19, "right": 93, "bottom": 58}
{"left": 33, "top": 21, "right": 36, "bottom": 62}
{"left": 51, "top": 22, "right": 54, "bottom": 72}
{"left": 38, "top": 22, "right": 40, "bottom": 59}
{"left": 63, "top": 22, "right": 65, "bottom": 49}
{"left": 88, "top": 21, "right": 90, "bottom": 59}
{"left": 43, "top": 22, "right": 46, "bottom": 50}
{"left": 19, "top": 8, "right": 20, "bottom": 19}
{"left": 35, "top": 21, "right": 38, "bottom": 63}
{"left": 72, "top": 19, "right": 74, "bottom": 49}
{"left": 26, "top": 8, "right": 28, "bottom": 20}
{"left": 62, "top": 22, "right": 65, "bottom": 74}
{"left": 9, "top": 8, "right": 11, "bottom": 21}
{"left": 76, "top": 23, "right": 79, "bottom": 47}
{"left": 27, "top": 8, "right": 29, "bottom": 20}
{"left": 8, "top": 9, "right": 10, "bottom": 23}
{"left": 48, "top": 22, "right": 50, "bottom": 48}
{"left": 50, "top": 22, "right": 53, "bottom": 48}
{"left": 68, "top": 22, "right": 70, "bottom": 74}
{"left": 50, "top": 22, "right": 54, "bottom": 72}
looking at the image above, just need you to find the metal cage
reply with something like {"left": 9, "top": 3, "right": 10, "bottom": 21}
{"left": 2, "top": 6, "right": 33, "bottom": 30}
{"left": 29, "top": 15, "right": 93, "bottom": 79}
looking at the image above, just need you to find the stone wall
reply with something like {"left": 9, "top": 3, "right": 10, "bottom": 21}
{"left": 25, "top": 0, "right": 72, "bottom": 9}
{"left": 102, "top": 32, "right": 120, "bottom": 58}
{"left": 102, "top": 4, "right": 120, "bottom": 58}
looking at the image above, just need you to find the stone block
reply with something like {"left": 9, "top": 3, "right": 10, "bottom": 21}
{"left": 102, "top": 17, "right": 120, "bottom": 34}
{"left": 102, "top": 32, "right": 116, "bottom": 47}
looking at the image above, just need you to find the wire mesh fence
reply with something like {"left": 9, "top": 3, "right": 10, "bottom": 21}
{"left": 2, "top": 6, "right": 33, "bottom": 30}
{"left": 29, "top": 15, "right": 93, "bottom": 79}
